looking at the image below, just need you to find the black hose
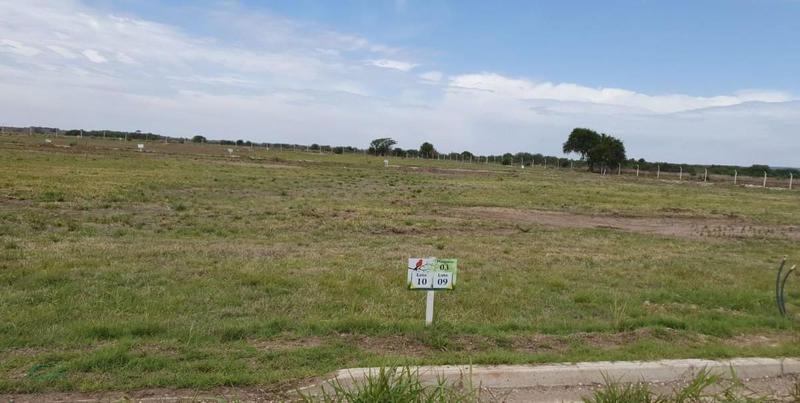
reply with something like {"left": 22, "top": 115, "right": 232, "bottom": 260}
{"left": 776, "top": 258, "right": 786, "bottom": 316}
{"left": 779, "top": 266, "right": 795, "bottom": 316}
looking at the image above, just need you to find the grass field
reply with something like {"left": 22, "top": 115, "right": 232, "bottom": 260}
{"left": 1, "top": 133, "right": 798, "bottom": 394}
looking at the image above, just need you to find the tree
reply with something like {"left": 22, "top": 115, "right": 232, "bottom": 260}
{"left": 369, "top": 138, "right": 396, "bottom": 156}
{"left": 586, "top": 134, "right": 626, "bottom": 171}
{"left": 563, "top": 128, "right": 626, "bottom": 172}
{"left": 191, "top": 135, "right": 206, "bottom": 143}
{"left": 419, "top": 142, "right": 436, "bottom": 158}
{"left": 563, "top": 128, "right": 601, "bottom": 161}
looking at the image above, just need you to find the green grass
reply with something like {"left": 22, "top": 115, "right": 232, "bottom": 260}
{"left": 1, "top": 134, "right": 799, "bottom": 393}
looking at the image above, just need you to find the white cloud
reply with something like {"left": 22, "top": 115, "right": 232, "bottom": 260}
{"left": 368, "top": 59, "right": 418, "bottom": 71}
{"left": 81, "top": 49, "right": 107, "bottom": 63}
{"left": 449, "top": 73, "right": 793, "bottom": 114}
{"left": 166, "top": 75, "right": 257, "bottom": 87}
{"left": 0, "top": 39, "right": 40, "bottom": 56}
{"left": 47, "top": 45, "right": 78, "bottom": 58}
{"left": 419, "top": 71, "right": 443, "bottom": 82}
{"left": 0, "top": 0, "right": 797, "bottom": 166}
{"left": 116, "top": 52, "right": 135, "bottom": 64}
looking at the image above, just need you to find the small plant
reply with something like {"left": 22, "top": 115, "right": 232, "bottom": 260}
{"left": 671, "top": 369, "right": 720, "bottom": 402}
{"left": 583, "top": 375, "right": 663, "bottom": 403}
{"left": 301, "top": 366, "right": 483, "bottom": 403}
{"left": 39, "top": 190, "right": 66, "bottom": 202}
{"left": 611, "top": 294, "right": 628, "bottom": 331}
{"left": 170, "top": 201, "right": 187, "bottom": 211}
{"left": 416, "top": 323, "right": 455, "bottom": 351}
{"left": 584, "top": 369, "right": 775, "bottom": 403}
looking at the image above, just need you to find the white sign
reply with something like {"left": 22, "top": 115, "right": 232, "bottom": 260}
{"left": 227, "top": 148, "right": 234, "bottom": 154}
{"left": 407, "top": 258, "right": 457, "bottom": 290}
{"left": 137, "top": 144, "right": 144, "bottom": 151}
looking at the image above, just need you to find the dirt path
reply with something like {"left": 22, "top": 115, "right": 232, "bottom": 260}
{"left": 452, "top": 206, "right": 800, "bottom": 240}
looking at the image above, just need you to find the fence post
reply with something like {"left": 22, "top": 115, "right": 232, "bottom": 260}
{"left": 734, "top": 170, "right": 737, "bottom": 185}
{"left": 657, "top": 165, "right": 660, "bottom": 179}
{"left": 763, "top": 171, "right": 767, "bottom": 188}
{"left": 679, "top": 166, "right": 683, "bottom": 181}
{"left": 790, "top": 173, "right": 794, "bottom": 190}
{"left": 636, "top": 164, "right": 640, "bottom": 177}
{"left": 618, "top": 164, "right": 621, "bottom": 175}
{"left": 704, "top": 168, "right": 708, "bottom": 182}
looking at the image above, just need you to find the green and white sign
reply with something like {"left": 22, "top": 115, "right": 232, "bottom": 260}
{"left": 407, "top": 258, "right": 458, "bottom": 290}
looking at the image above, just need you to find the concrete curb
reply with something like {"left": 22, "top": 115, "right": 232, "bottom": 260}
{"left": 327, "top": 358, "right": 800, "bottom": 390}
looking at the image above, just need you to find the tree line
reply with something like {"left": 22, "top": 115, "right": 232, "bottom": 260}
{"left": 7, "top": 125, "right": 795, "bottom": 178}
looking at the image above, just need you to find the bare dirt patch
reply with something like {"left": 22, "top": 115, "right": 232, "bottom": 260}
{"left": 727, "top": 333, "right": 800, "bottom": 348}
{"left": 208, "top": 159, "right": 300, "bottom": 169}
{"left": 251, "top": 336, "right": 326, "bottom": 351}
{"left": 251, "top": 334, "right": 431, "bottom": 357}
{"left": 0, "top": 386, "right": 286, "bottom": 403}
{"left": 394, "top": 165, "right": 502, "bottom": 176}
{"left": 347, "top": 334, "right": 431, "bottom": 356}
{"left": 452, "top": 206, "right": 800, "bottom": 240}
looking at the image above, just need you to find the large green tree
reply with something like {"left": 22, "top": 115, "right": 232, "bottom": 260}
{"left": 587, "top": 134, "right": 626, "bottom": 171}
{"left": 563, "top": 128, "right": 601, "bottom": 161}
{"left": 419, "top": 142, "right": 436, "bottom": 158}
{"left": 563, "top": 128, "right": 626, "bottom": 172}
{"left": 369, "top": 138, "right": 396, "bottom": 156}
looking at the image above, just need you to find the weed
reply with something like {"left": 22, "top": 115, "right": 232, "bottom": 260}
{"left": 38, "top": 190, "right": 65, "bottom": 202}
{"left": 301, "top": 366, "right": 483, "bottom": 403}
{"left": 584, "top": 376, "right": 662, "bottom": 403}
{"left": 584, "top": 369, "right": 776, "bottom": 403}
{"left": 611, "top": 294, "right": 629, "bottom": 331}
{"left": 416, "top": 323, "right": 455, "bottom": 352}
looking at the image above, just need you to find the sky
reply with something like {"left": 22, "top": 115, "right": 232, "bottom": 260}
{"left": 1, "top": 0, "right": 799, "bottom": 166}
